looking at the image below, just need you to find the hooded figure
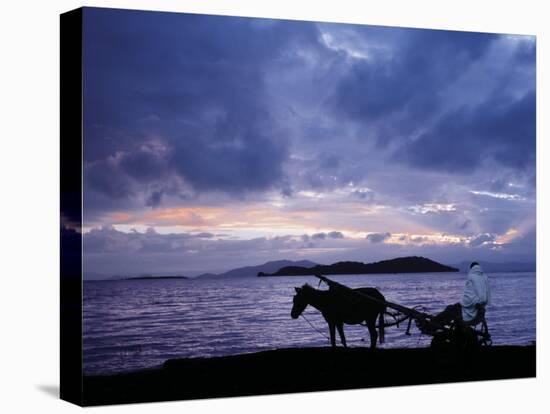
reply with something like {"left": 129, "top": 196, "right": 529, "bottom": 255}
{"left": 417, "top": 261, "right": 491, "bottom": 333}
{"left": 461, "top": 263, "right": 491, "bottom": 322}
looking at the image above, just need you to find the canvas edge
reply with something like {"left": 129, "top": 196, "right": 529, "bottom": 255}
{"left": 60, "top": 7, "right": 84, "bottom": 407}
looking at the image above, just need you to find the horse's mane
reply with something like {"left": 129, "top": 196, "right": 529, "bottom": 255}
{"left": 301, "top": 283, "right": 315, "bottom": 291}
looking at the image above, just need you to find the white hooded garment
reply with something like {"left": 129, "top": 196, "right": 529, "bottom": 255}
{"left": 461, "top": 264, "right": 491, "bottom": 322}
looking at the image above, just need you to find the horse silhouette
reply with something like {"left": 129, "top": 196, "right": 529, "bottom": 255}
{"left": 291, "top": 283, "right": 386, "bottom": 349}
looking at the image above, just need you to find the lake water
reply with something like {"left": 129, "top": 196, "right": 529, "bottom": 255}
{"left": 83, "top": 272, "right": 536, "bottom": 375}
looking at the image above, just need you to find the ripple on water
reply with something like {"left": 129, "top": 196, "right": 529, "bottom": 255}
{"left": 83, "top": 272, "right": 536, "bottom": 375}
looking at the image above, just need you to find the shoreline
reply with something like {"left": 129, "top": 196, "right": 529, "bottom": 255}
{"left": 83, "top": 345, "right": 535, "bottom": 406}
{"left": 84, "top": 270, "right": 536, "bottom": 282}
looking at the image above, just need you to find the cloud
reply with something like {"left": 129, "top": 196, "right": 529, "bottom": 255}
{"left": 410, "top": 235, "right": 428, "bottom": 244}
{"left": 325, "top": 27, "right": 534, "bottom": 177}
{"left": 82, "top": 8, "right": 323, "bottom": 214}
{"left": 409, "top": 203, "right": 457, "bottom": 214}
{"left": 310, "top": 231, "right": 345, "bottom": 240}
{"left": 469, "top": 233, "right": 496, "bottom": 247}
{"left": 83, "top": 224, "right": 535, "bottom": 277}
{"left": 195, "top": 232, "right": 215, "bottom": 239}
{"left": 351, "top": 189, "right": 375, "bottom": 202}
{"left": 169, "top": 132, "right": 288, "bottom": 193}
{"left": 469, "top": 190, "right": 526, "bottom": 201}
{"left": 83, "top": 226, "right": 333, "bottom": 276}
{"left": 331, "top": 28, "right": 495, "bottom": 130}
{"left": 397, "top": 89, "right": 535, "bottom": 173}
{"left": 458, "top": 219, "right": 471, "bottom": 230}
{"left": 79, "top": 10, "right": 535, "bottom": 273}
{"left": 327, "top": 231, "right": 344, "bottom": 239}
{"left": 366, "top": 232, "right": 391, "bottom": 243}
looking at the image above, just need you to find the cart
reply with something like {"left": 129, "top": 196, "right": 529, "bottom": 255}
{"left": 314, "top": 274, "right": 492, "bottom": 359}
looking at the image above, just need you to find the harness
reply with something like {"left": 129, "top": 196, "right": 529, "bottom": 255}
{"left": 296, "top": 277, "right": 435, "bottom": 343}
{"left": 299, "top": 309, "right": 427, "bottom": 344}
{"left": 300, "top": 313, "right": 330, "bottom": 341}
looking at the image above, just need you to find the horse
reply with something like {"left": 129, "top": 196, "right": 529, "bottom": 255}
{"left": 291, "top": 283, "right": 386, "bottom": 349}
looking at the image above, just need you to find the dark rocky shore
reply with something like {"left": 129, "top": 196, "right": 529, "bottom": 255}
{"left": 82, "top": 345, "right": 535, "bottom": 406}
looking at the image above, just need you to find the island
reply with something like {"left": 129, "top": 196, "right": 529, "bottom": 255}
{"left": 258, "top": 256, "right": 458, "bottom": 276}
{"left": 122, "top": 275, "right": 188, "bottom": 280}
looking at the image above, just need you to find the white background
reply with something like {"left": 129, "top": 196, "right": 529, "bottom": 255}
{"left": 0, "top": 0, "right": 547, "bottom": 412}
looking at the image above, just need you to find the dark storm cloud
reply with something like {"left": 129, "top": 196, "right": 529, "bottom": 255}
{"left": 351, "top": 189, "right": 375, "bottom": 201}
{"left": 195, "top": 232, "right": 215, "bottom": 238}
{"left": 83, "top": 9, "right": 536, "bottom": 214}
{"left": 332, "top": 28, "right": 494, "bottom": 127}
{"left": 169, "top": 132, "right": 288, "bottom": 193}
{"left": 83, "top": 225, "right": 535, "bottom": 277}
{"left": 329, "top": 26, "right": 535, "bottom": 175}
{"left": 309, "top": 231, "right": 345, "bottom": 241}
{"left": 83, "top": 227, "right": 323, "bottom": 276}
{"left": 80, "top": 9, "right": 535, "bottom": 273}
{"left": 504, "top": 228, "right": 536, "bottom": 255}
{"left": 398, "top": 89, "right": 535, "bottom": 173}
{"left": 366, "top": 232, "right": 391, "bottom": 243}
{"left": 84, "top": 226, "right": 202, "bottom": 254}
{"left": 311, "top": 232, "right": 327, "bottom": 240}
{"left": 319, "top": 154, "right": 340, "bottom": 169}
{"left": 118, "top": 146, "right": 169, "bottom": 182}
{"left": 469, "top": 233, "right": 496, "bottom": 247}
{"left": 85, "top": 157, "right": 136, "bottom": 200}
{"left": 82, "top": 8, "right": 323, "bottom": 212}
{"left": 145, "top": 191, "right": 163, "bottom": 208}
{"left": 458, "top": 219, "right": 472, "bottom": 230}
{"left": 514, "top": 37, "right": 536, "bottom": 65}
{"left": 410, "top": 236, "right": 428, "bottom": 243}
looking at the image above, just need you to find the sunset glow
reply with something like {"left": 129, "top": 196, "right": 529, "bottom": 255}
{"left": 78, "top": 9, "right": 536, "bottom": 277}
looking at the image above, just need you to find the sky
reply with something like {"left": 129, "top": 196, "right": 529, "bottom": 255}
{"left": 77, "top": 7, "right": 536, "bottom": 277}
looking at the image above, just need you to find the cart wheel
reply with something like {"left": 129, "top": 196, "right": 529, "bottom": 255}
{"left": 461, "top": 327, "right": 481, "bottom": 353}
{"left": 430, "top": 332, "right": 459, "bottom": 367}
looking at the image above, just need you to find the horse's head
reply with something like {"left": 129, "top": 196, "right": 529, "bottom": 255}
{"left": 291, "top": 284, "right": 310, "bottom": 319}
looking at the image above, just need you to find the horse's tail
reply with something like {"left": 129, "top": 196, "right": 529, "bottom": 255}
{"left": 378, "top": 306, "right": 386, "bottom": 344}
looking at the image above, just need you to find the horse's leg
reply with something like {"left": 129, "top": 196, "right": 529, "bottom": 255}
{"left": 336, "top": 323, "right": 347, "bottom": 348}
{"left": 329, "top": 322, "right": 337, "bottom": 347}
{"left": 366, "top": 319, "right": 378, "bottom": 349}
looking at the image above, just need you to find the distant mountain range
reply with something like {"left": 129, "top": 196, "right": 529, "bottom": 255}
{"left": 258, "top": 256, "right": 458, "bottom": 276}
{"left": 122, "top": 275, "right": 188, "bottom": 280}
{"left": 196, "top": 260, "right": 318, "bottom": 279}
{"left": 104, "top": 274, "right": 188, "bottom": 281}
{"left": 84, "top": 258, "right": 535, "bottom": 281}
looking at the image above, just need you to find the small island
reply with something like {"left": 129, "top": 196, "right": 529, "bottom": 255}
{"left": 258, "top": 256, "right": 458, "bottom": 276}
{"left": 122, "top": 275, "right": 188, "bottom": 280}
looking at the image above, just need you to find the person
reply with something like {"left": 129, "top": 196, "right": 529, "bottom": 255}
{"left": 419, "top": 262, "right": 491, "bottom": 332}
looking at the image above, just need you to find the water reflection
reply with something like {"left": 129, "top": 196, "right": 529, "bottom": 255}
{"left": 83, "top": 272, "right": 535, "bottom": 375}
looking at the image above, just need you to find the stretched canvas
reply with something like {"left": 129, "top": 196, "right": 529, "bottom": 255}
{"left": 60, "top": 6, "right": 536, "bottom": 406}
